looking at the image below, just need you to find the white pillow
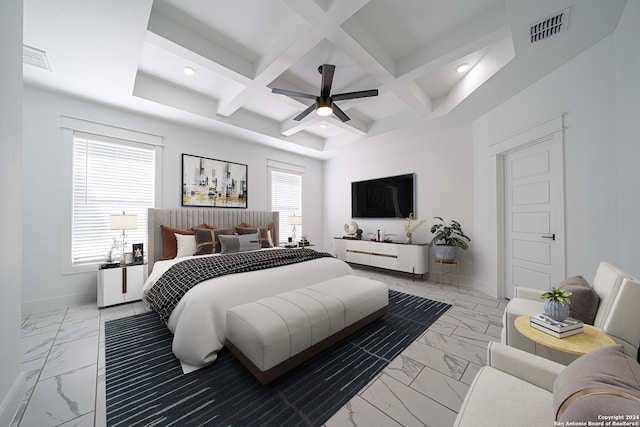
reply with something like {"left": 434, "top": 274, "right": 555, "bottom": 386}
{"left": 174, "top": 233, "right": 197, "bottom": 258}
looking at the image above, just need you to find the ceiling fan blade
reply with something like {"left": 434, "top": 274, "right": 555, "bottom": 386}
{"left": 272, "top": 88, "right": 317, "bottom": 100}
{"left": 332, "top": 103, "right": 350, "bottom": 122}
{"left": 332, "top": 89, "right": 378, "bottom": 101}
{"left": 320, "top": 64, "right": 335, "bottom": 97}
{"left": 293, "top": 103, "right": 317, "bottom": 121}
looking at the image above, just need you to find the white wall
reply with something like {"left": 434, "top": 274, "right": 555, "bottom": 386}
{"left": 472, "top": 15, "right": 640, "bottom": 297}
{"left": 22, "top": 86, "right": 324, "bottom": 312}
{"left": 323, "top": 124, "right": 474, "bottom": 280}
{"left": 614, "top": 0, "right": 640, "bottom": 274}
{"left": 0, "top": 1, "right": 25, "bottom": 424}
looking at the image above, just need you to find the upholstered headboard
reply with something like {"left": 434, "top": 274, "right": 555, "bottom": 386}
{"left": 147, "top": 208, "right": 279, "bottom": 273}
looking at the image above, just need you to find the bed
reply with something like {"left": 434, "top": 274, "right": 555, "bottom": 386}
{"left": 142, "top": 208, "right": 353, "bottom": 372}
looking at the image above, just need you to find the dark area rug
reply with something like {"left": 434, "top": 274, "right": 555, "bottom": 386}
{"left": 105, "top": 289, "right": 451, "bottom": 426}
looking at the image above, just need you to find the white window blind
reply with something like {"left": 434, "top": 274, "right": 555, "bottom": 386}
{"left": 72, "top": 134, "right": 155, "bottom": 265}
{"left": 270, "top": 169, "right": 302, "bottom": 243}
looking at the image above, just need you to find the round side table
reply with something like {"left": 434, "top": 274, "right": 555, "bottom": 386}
{"left": 514, "top": 315, "right": 616, "bottom": 356}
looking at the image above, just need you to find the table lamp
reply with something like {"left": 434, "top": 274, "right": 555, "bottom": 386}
{"left": 110, "top": 211, "right": 137, "bottom": 265}
{"left": 287, "top": 215, "right": 302, "bottom": 243}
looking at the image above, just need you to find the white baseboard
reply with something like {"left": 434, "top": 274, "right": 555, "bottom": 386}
{"left": 0, "top": 372, "right": 25, "bottom": 427}
{"left": 22, "top": 291, "right": 96, "bottom": 314}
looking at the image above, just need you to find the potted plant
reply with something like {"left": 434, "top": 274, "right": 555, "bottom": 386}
{"left": 429, "top": 217, "right": 470, "bottom": 261}
{"left": 540, "top": 287, "right": 572, "bottom": 321}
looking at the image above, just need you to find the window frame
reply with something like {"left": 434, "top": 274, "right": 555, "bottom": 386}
{"left": 61, "top": 116, "right": 163, "bottom": 274}
{"left": 267, "top": 159, "right": 305, "bottom": 245}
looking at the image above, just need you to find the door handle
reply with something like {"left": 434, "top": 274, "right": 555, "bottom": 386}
{"left": 541, "top": 234, "right": 555, "bottom": 241}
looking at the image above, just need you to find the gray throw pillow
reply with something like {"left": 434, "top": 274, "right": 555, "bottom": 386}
{"left": 553, "top": 345, "right": 640, "bottom": 423}
{"left": 235, "top": 225, "right": 274, "bottom": 248}
{"left": 558, "top": 276, "right": 600, "bottom": 325}
{"left": 192, "top": 227, "right": 234, "bottom": 255}
{"left": 219, "top": 233, "right": 261, "bottom": 254}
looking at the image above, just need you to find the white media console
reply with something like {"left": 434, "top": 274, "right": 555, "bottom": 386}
{"left": 333, "top": 238, "right": 429, "bottom": 278}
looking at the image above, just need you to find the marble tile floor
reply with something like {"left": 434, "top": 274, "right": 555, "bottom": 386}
{"left": 13, "top": 266, "right": 507, "bottom": 427}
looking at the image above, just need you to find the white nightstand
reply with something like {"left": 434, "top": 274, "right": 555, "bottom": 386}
{"left": 97, "top": 264, "right": 147, "bottom": 308}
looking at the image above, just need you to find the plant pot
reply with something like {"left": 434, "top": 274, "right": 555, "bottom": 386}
{"left": 434, "top": 244, "right": 457, "bottom": 262}
{"left": 544, "top": 299, "right": 570, "bottom": 322}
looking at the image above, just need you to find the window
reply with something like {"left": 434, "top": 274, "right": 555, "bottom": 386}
{"left": 269, "top": 163, "right": 303, "bottom": 244}
{"left": 71, "top": 133, "right": 156, "bottom": 266}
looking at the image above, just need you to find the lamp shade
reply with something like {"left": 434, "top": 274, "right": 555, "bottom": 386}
{"left": 288, "top": 215, "right": 302, "bottom": 226}
{"left": 110, "top": 213, "right": 137, "bottom": 230}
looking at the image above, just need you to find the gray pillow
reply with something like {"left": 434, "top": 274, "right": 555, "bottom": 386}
{"left": 218, "top": 233, "right": 261, "bottom": 254}
{"left": 192, "top": 227, "right": 234, "bottom": 255}
{"left": 558, "top": 276, "right": 600, "bottom": 325}
{"left": 235, "top": 225, "right": 274, "bottom": 248}
{"left": 554, "top": 345, "right": 640, "bottom": 422}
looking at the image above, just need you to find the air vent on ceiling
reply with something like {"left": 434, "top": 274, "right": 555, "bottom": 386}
{"left": 23, "top": 45, "right": 51, "bottom": 71}
{"left": 530, "top": 8, "right": 570, "bottom": 43}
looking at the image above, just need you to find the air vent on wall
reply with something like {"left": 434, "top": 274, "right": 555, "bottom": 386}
{"left": 530, "top": 8, "right": 570, "bottom": 43}
{"left": 23, "top": 45, "right": 51, "bottom": 71}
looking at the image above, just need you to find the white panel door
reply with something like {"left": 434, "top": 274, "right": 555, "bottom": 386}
{"left": 504, "top": 138, "right": 565, "bottom": 299}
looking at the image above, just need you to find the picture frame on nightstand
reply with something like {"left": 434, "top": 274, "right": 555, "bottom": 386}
{"left": 132, "top": 243, "right": 144, "bottom": 264}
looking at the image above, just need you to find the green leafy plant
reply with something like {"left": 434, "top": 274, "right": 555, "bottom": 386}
{"left": 428, "top": 217, "right": 470, "bottom": 249}
{"left": 540, "top": 287, "right": 572, "bottom": 306}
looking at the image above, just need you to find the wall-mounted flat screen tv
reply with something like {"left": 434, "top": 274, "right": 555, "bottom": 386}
{"left": 351, "top": 173, "right": 415, "bottom": 218}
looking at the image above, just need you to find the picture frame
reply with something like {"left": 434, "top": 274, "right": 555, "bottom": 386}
{"left": 124, "top": 252, "right": 133, "bottom": 265}
{"left": 132, "top": 243, "right": 144, "bottom": 265}
{"left": 181, "top": 153, "right": 248, "bottom": 208}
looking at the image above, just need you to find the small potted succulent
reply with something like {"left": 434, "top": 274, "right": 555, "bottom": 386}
{"left": 429, "top": 217, "right": 470, "bottom": 261}
{"left": 540, "top": 287, "right": 572, "bottom": 321}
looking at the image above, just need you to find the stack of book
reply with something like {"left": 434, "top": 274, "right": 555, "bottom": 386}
{"left": 529, "top": 314, "right": 584, "bottom": 338}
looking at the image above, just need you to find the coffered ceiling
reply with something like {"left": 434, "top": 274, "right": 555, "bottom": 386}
{"left": 23, "top": 0, "right": 627, "bottom": 158}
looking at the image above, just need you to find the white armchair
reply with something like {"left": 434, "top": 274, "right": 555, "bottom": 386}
{"left": 454, "top": 342, "right": 563, "bottom": 427}
{"left": 455, "top": 342, "right": 640, "bottom": 426}
{"left": 501, "top": 261, "right": 640, "bottom": 364}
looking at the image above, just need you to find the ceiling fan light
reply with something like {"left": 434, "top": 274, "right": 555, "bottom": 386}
{"left": 316, "top": 105, "right": 333, "bottom": 117}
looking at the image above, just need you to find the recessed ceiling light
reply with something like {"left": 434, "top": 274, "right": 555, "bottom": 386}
{"left": 456, "top": 63, "right": 470, "bottom": 73}
{"left": 320, "top": 124, "right": 327, "bottom": 129}
{"left": 183, "top": 66, "right": 197, "bottom": 76}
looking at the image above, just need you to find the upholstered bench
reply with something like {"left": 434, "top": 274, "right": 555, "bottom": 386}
{"left": 225, "top": 275, "right": 389, "bottom": 384}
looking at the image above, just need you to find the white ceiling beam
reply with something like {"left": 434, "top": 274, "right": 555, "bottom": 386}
{"left": 435, "top": 36, "right": 515, "bottom": 117}
{"left": 299, "top": 2, "right": 432, "bottom": 117}
{"left": 397, "top": 5, "right": 510, "bottom": 79}
{"left": 217, "top": 0, "right": 370, "bottom": 118}
{"left": 329, "top": 116, "right": 367, "bottom": 135}
{"left": 279, "top": 109, "right": 367, "bottom": 137}
{"left": 133, "top": 72, "right": 325, "bottom": 152}
{"left": 144, "top": 32, "right": 252, "bottom": 89}
{"left": 217, "top": 29, "right": 323, "bottom": 117}
{"left": 280, "top": 0, "right": 431, "bottom": 126}
{"left": 147, "top": 10, "right": 253, "bottom": 82}
{"left": 280, "top": 115, "right": 321, "bottom": 136}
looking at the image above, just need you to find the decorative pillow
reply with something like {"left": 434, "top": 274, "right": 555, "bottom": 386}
{"left": 235, "top": 225, "right": 274, "bottom": 248}
{"left": 192, "top": 227, "right": 234, "bottom": 255}
{"left": 218, "top": 233, "right": 261, "bottom": 254}
{"left": 553, "top": 345, "right": 640, "bottom": 423}
{"left": 174, "top": 233, "right": 197, "bottom": 258}
{"left": 558, "top": 276, "right": 600, "bottom": 325}
{"left": 160, "top": 224, "right": 208, "bottom": 260}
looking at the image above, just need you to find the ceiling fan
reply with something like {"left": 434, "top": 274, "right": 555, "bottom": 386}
{"left": 271, "top": 64, "right": 378, "bottom": 122}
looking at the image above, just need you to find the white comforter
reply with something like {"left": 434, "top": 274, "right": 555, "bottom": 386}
{"left": 142, "top": 251, "right": 353, "bottom": 372}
